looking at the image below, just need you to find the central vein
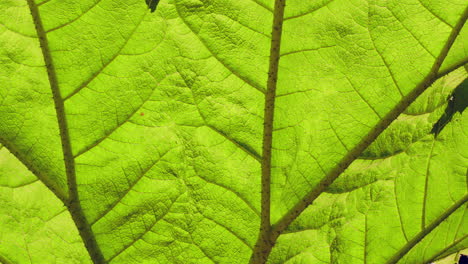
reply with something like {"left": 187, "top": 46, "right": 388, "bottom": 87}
{"left": 25, "top": 0, "right": 106, "bottom": 263}
{"left": 250, "top": 0, "right": 287, "bottom": 263}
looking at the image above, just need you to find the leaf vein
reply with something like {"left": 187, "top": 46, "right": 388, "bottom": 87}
{"left": 174, "top": 0, "right": 266, "bottom": 94}
{"left": 45, "top": 0, "right": 103, "bottom": 33}
{"left": 63, "top": 12, "right": 147, "bottom": 101}
{"left": 106, "top": 195, "right": 180, "bottom": 262}
{"left": 90, "top": 150, "right": 171, "bottom": 226}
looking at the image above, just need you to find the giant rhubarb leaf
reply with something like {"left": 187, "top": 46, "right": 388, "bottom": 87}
{"left": 0, "top": 0, "right": 466, "bottom": 263}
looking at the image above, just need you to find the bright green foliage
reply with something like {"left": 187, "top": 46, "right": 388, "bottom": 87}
{"left": 269, "top": 68, "right": 468, "bottom": 263}
{"left": 0, "top": 0, "right": 466, "bottom": 263}
{"left": 0, "top": 144, "right": 92, "bottom": 264}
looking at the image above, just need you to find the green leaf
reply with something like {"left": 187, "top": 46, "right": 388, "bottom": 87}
{"left": 268, "top": 67, "right": 468, "bottom": 264}
{"left": 0, "top": 144, "right": 91, "bottom": 264}
{"left": 0, "top": 0, "right": 466, "bottom": 263}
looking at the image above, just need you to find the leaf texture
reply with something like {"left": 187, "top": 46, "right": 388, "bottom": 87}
{"left": 0, "top": 144, "right": 91, "bottom": 264}
{"left": 268, "top": 68, "right": 468, "bottom": 264}
{"left": 0, "top": 0, "right": 467, "bottom": 263}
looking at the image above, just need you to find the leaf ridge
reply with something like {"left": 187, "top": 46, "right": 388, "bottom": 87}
{"left": 187, "top": 232, "right": 217, "bottom": 264}
{"left": 454, "top": 206, "right": 467, "bottom": 239}
{"left": 25, "top": 0, "right": 106, "bottom": 263}
{"left": 279, "top": 45, "right": 337, "bottom": 57}
{"left": 283, "top": 243, "right": 329, "bottom": 264}
{"left": 36, "top": 0, "right": 51, "bottom": 6}
{"left": 1, "top": 23, "right": 36, "bottom": 38}
{"left": 328, "top": 119, "right": 350, "bottom": 151}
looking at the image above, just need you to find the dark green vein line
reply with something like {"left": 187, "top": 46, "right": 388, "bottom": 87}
{"left": 105, "top": 195, "right": 180, "bottom": 262}
{"left": 283, "top": 0, "right": 333, "bottom": 21}
{"left": 422, "top": 139, "right": 436, "bottom": 229}
{"left": 202, "top": 214, "right": 254, "bottom": 250}
{"left": 187, "top": 232, "right": 217, "bottom": 264}
{"left": 395, "top": 181, "right": 410, "bottom": 242}
{"left": 364, "top": 214, "right": 368, "bottom": 264}
{"left": 281, "top": 244, "right": 329, "bottom": 264}
{"left": 25, "top": 1, "right": 106, "bottom": 263}
{"left": 197, "top": 172, "right": 261, "bottom": 217}
{"left": 415, "top": 0, "right": 453, "bottom": 28}
{"left": 36, "top": 0, "right": 51, "bottom": 6}
{"left": 367, "top": 12, "right": 404, "bottom": 98}
{"left": 387, "top": 7, "right": 436, "bottom": 59}
{"left": 74, "top": 74, "right": 163, "bottom": 158}
{"left": 386, "top": 194, "right": 468, "bottom": 264}
{"left": 45, "top": 0, "right": 103, "bottom": 33}
{"left": 270, "top": 3, "right": 468, "bottom": 256}
{"left": 0, "top": 254, "right": 14, "bottom": 264}
{"left": 90, "top": 150, "right": 170, "bottom": 226}
{"left": 436, "top": 58, "right": 468, "bottom": 79}
{"left": 453, "top": 205, "right": 467, "bottom": 242}
{"left": 251, "top": 0, "right": 273, "bottom": 12}
{"left": 0, "top": 137, "right": 67, "bottom": 202}
{"left": 206, "top": 124, "right": 262, "bottom": 163}
{"left": 63, "top": 12, "right": 146, "bottom": 101}
{"left": 328, "top": 119, "right": 350, "bottom": 151}
{"left": 250, "top": 0, "right": 286, "bottom": 263}
{"left": 173, "top": 0, "right": 266, "bottom": 94}
{"left": 178, "top": 65, "right": 262, "bottom": 163}
{"left": 342, "top": 73, "right": 382, "bottom": 119}
{"left": 2, "top": 178, "right": 39, "bottom": 189}
{"left": 426, "top": 234, "right": 467, "bottom": 263}
{"left": 280, "top": 45, "right": 337, "bottom": 57}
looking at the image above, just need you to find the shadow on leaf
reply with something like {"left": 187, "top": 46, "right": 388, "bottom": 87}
{"left": 431, "top": 79, "right": 468, "bottom": 137}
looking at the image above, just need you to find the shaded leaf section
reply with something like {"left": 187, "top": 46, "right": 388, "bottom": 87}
{"left": 431, "top": 78, "right": 468, "bottom": 136}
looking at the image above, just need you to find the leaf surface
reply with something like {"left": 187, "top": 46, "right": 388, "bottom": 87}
{"left": 268, "top": 68, "right": 468, "bottom": 264}
{"left": 0, "top": 143, "right": 91, "bottom": 264}
{"left": 0, "top": 0, "right": 466, "bottom": 263}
